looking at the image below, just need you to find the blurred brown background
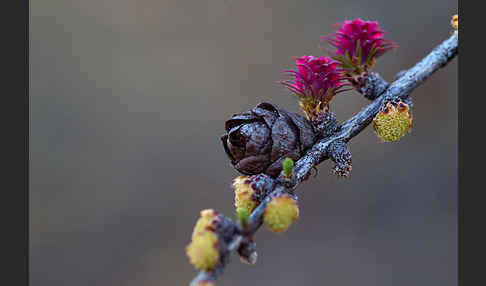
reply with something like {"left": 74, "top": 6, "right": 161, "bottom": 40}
{"left": 30, "top": 0, "right": 457, "bottom": 285}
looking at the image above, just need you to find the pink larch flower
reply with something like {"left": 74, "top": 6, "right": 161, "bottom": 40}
{"left": 280, "top": 56, "right": 346, "bottom": 103}
{"left": 322, "top": 18, "right": 397, "bottom": 68}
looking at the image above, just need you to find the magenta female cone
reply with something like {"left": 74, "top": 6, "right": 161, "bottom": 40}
{"left": 322, "top": 18, "right": 397, "bottom": 69}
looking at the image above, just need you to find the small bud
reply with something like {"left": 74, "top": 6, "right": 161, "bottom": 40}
{"left": 372, "top": 100, "right": 412, "bottom": 142}
{"left": 192, "top": 209, "right": 219, "bottom": 240}
{"left": 186, "top": 231, "right": 220, "bottom": 271}
{"left": 238, "top": 240, "right": 258, "bottom": 265}
{"left": 263, "top": 193, "right": 299, "bottom": 233}
{"left": 233, "top": 176, "right": 257, "bottom": 224}
{"left": 451, "top": 14, "right": 458, "bottom": 34}
{"left": 236, "top": 208, "right": 249, "bottom": 226}
{"left": 241, "top": 251, "right": 258, "bottom": 265}
{"left": 193, "top": 282, "right": 215, "bottom": 286}
{"left": 282, "top": 157, "right": 294, "bottom": 178}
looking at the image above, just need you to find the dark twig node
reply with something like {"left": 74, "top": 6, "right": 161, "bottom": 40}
{"left": 327, "top": 140, "right": 352, "bottom": 178}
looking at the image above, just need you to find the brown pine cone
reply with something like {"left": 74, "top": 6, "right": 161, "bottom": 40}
{"left": 221, "top": 102, "right": 317, "bottom": 178}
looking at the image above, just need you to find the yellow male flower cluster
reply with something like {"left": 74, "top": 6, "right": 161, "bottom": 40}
{"left": 372, "top": 101, "right": 412, "bottom": 142}
{"left": 263, "top": 193, "right": 299, "bottom": 233}
{"left": 186, "top": 209, "right": 220, "bottom": 271}
{"left": 233, "top": 176, "right": 258, "bottom": 223}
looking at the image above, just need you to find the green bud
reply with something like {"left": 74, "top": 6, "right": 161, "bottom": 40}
{"left": 282, "top": 157, "right": 294, "bottom": 178}
{"left": 236, "top": 208, "right": 249, "bottom": 227}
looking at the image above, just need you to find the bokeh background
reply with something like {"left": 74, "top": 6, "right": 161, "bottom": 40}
{"left": 30, "top": 1, "right": 458, "bottom": 285}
